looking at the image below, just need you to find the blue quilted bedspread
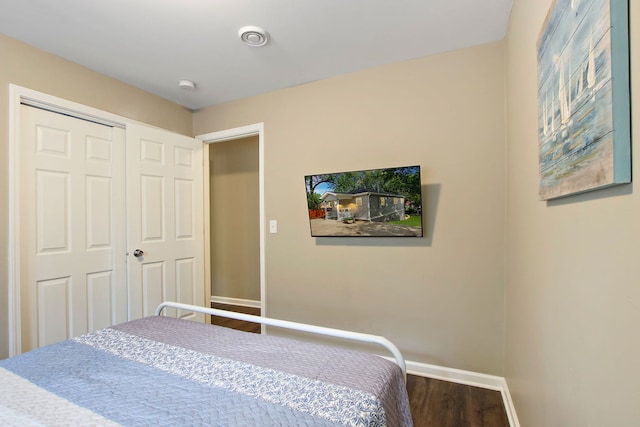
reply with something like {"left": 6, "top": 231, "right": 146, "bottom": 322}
{"left": 0, "top": 316, "right": 413, "bottom": 426}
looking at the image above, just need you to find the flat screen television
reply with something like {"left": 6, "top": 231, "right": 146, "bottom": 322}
{"left": 305, "top": 165, "right": 423, "bottom": 237}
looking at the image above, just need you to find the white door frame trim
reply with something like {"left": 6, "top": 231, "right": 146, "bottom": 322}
{"left": 8, "top": 85, "right": 131, "bottom": 356}
{"left": 196, "top": 124, "right": 266, "bottom": 325}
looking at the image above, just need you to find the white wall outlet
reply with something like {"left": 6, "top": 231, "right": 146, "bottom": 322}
{"left": 269, "top": 220, "right": 277, "bottom": 234}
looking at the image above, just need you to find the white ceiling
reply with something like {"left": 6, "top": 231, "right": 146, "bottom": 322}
{"left": 0, "top": 0, "right": 513, "bottom": 111}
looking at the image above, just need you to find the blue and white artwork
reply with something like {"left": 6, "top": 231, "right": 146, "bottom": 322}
{"left": 537, "top": 0, "right": 630, "bottom": 200}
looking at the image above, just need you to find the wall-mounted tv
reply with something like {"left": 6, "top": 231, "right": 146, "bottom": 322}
{"left": 305, "top": 165, "right": 423, "bottom": 237}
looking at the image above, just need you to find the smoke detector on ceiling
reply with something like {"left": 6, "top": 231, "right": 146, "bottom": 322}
{"left": 178, "top": 80, "right": 196, "bottom": 91}
{"left": 238, "top": 26, "right": 270, "bottom": 47}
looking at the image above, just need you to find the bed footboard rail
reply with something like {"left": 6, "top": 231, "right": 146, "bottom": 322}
{"left": 155, "top": 301, "right": 406, "bottom": 379}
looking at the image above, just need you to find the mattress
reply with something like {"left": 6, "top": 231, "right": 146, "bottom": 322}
{"left": 0, "top": 316, "right": 413, "bottom": 426}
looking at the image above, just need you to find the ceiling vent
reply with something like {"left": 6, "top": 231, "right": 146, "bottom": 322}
{"left": 238, "top": 26, "right": 270, "bottom": 47}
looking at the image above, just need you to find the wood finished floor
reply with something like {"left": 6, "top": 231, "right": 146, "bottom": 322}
{"left": 406, "top": 375, "right": 509, "bottom": 427}
{"left": 210, "top": 302, "right": 261, "bottom": 333}
{"left": 210, "top": 303, "right": 509, "bottom": 427}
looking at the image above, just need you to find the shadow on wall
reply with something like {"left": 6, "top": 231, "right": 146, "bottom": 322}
{"left": 546, "top": 182, "right": 633, "bottom": 207}
{"left": 315, "top": 183, "right": 441, "bottom": 247}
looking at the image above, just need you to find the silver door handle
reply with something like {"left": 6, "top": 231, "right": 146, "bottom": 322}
{"left": 133, "top": 249, "right": 144, "bottom": 257}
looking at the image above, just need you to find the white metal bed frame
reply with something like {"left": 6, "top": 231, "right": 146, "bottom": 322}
{"left": 155, "top": 301, "right": 407, "bottom": 379}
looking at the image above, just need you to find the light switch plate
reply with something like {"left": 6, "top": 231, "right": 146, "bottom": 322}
{"left": 269, "top": 220, "right": 277, "bottom": 233}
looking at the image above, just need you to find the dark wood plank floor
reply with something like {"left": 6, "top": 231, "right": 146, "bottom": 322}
{"left": 210, "top": 302, "right": 261, "bottom": 333}
{"left": 407, "top": 375, "right": 509, "bottom": 427}
{"left": 210, "top": 304, "right": 509, "bottom": 427}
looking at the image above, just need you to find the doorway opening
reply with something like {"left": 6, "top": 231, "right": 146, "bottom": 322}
{"left": 198, "top": 124, "right": 265, "bottom": 333}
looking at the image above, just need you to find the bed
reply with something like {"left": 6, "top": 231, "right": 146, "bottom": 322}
{"left": 0, "top": 302, "right": 413, "bottom": 426}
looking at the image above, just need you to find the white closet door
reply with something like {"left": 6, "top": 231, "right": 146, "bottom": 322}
{"left": 126, "top": 123, "right": 205, "bottom": 322}
{"left": 20, "top": 105, "right": 127, "bottom": 353}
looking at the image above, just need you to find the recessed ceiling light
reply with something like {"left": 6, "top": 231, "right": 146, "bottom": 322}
{"left": 238, "top": 26, "right": 269, "bottom": 47}
{"left": 178, "top": 80, "right": 196, "bottom": 91}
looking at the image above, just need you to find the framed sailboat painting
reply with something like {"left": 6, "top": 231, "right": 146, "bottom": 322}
{"left": 536, "top": 0, "right": 630, "bottom": 200}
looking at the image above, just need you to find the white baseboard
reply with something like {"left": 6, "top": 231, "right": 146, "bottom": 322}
{"left": 210, "top": 296, "right": 261, "bottom": 309}
{"left": 500, "top": 376, "right": 520, "bottom": 427}
{"left": 406, "top": 360, "right": 520, "bottom": 427}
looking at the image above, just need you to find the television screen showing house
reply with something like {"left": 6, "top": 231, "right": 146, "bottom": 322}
{"left": 305, "top": 165, "right": 423, "bottom": 237}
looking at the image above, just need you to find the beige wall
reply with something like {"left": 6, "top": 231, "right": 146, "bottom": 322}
{"left": 505, "top": 1, "right": 640, "bottom": 425}
{"left": 194, "top": 42, "right": 507, "bottom": 374}
{"left": 209, "top": 136, "right": 260, "bottom": 301}
{"left": 3, "top": 4, "right": 638, "bottom": 420}
{"left": 0, "top": 34, "right": 193, "bottom": 359}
